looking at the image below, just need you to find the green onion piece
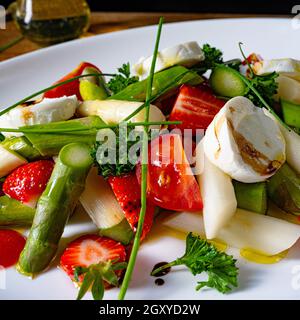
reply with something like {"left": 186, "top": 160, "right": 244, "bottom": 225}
{"left": 123, "top": 69, "right": 193, "bottom": 122}
{"left": 0, "top": 121, "right": 181, "bottom": 134}
{"left": 0, "top": 36, "right": 24, "bottom": 53}
{"left": 224, "top": 65, "right": 290, "bottom": 131}
{"left": 118, "top": 17, "right": 164, "bottom": 300}
{"left": 0, "top": 73, "right": 116, "bottom": 117}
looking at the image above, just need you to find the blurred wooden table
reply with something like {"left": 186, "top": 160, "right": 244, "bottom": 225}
{"left": 0, "top": 11, "right": 286, "bottom": 62}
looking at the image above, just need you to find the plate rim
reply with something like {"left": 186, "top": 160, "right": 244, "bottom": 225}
{"left": 0, "top": 17, "right": 292, "bottom": 68}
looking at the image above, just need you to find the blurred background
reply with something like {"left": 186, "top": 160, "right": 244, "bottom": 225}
{"left": 0, "top": 0, "right": 298, "bottom": 62}
{"left": 1, "top": 0, "right": 298, "bottom": 14}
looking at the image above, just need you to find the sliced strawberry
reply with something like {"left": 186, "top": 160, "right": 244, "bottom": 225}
{"left": 153, "top": 91, "right": 179, "bottom": 115}
{"left": 0, "top": 229, "right": 26, "bottom": 268}
{"left": 108, "top": 173, "right": 155, "bottom": 240}
{"left": 169, "top": 84, "right": 225, "bottom": 133}
{"left": 0, "top": 180, "right": 4, "bottom": 197}
{"left": 60, "top": 234, "right": 126, "bottom": 283}
{"left": 43, "top": 62, "right": 100, "bottom": 100}
{"left": 3, "top": 160, "right": 54, "bottom": 207}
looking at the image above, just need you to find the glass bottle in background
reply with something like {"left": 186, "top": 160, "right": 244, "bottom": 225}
{"left": 13, "top": 0, "right": 90, "bottom": 45}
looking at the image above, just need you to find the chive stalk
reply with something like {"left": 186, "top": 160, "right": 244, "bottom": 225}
{"left": 0, "top": 73, "right": 116, "bottom": 117}
{"left": 123, "top": 69, "right": 198, "bottom": 122}
{"left": 0, "top": 36, "right": 24, "bottom": 53}
{"left": 225, "top": 65, "right": 290, "bottom": 131}
{"left": 118, "top": 17, "right": 164, "bottom": 300}
{"left": 24, "top": 116, "right": 105, "bottom": 156}
{"left": 110, "top": 66, "right": 202, "bottom": 103}
{"left": 0, "top": 121, "right": 180, "bottom": 134}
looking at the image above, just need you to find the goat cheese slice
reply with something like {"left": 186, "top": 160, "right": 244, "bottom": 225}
{"left": 203, "top": 96, "right": 286, "bottom": 183}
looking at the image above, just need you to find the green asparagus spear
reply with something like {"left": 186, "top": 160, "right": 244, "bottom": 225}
{"left": 17, "top": 143, "right": 93, "bottom": 276}
{"left": 24, "top": 116, "right": 105, "bottom": 156}
{"left": 109, "top": 66, "right": 203, "bottom": 102}
{"left": 267, "top": 163, "right": 300, "bottom": 216}
{"left": 2, "top": 136, "right": 41, "bottom": 160}
{"left": 0, "top": 195, "right": 35, "bottom": 226}
{"left": 281, "top": 99, "right": 300, "bottom": 129}
{"left": 233, "top": 180, "right": 267, "bottom": 214}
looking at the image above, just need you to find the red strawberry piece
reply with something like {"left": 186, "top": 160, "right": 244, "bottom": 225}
{"left": 154, "top": 92, "right": 179, "bottom": 115}
{"left": 43, "top": 62, "right": 100, "bottom": 100}
{"left": 3, "top": 160, "right": 54, "bottom": 208}
{"left": 60, "top": 234, "right": 126, "bottom": 283}
{"left": 0, "top": 180, "right": 4, "bottom": 197}
{"left": 136, "top": 133, "right": 203, "bottom": 212}
{"left": 0, "top": 229, "right": 26, "bottom": 268}
{"left": 169, "top": 84, "right": 225, "bottom": 133}
{"left": 108, "top": 173, "right": 155, "bottom": 241}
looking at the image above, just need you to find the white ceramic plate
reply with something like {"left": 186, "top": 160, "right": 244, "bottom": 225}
{"left": 1, "top": 18, "right": 300, "bottom": 300}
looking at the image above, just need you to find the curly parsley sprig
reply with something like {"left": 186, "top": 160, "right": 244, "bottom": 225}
{"left": 238, "top": 42, "right": 279, "bottom": 108}
{"left": 151, "top": 233, "right": 238, "bottom": 294}
{"left": 107, "top": 63, "right": 139, "bottom": 95}
{"left": 91, "top": 127, "right": 144, "bottom": 179}
{"left": 194, "top": 44, "right": 223, "bottom": 75}
{"left": 244, "top": 71, "right": 278, "bottom": 108}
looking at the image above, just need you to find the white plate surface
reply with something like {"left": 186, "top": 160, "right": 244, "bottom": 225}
{"left": 0, "top": 18, "right": 300, "bottom": 300}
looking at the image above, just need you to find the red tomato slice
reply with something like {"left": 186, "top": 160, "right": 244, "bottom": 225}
{"left": 43, "top": 62, "right": 100, "bottom": 100}
{"left": 0, "top": 229, "right": 26, "bottom": 268}
{"left": 136, "top": 134, "right": 203, "bottom": 211}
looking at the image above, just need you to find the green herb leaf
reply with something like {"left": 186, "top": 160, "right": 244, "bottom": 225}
{"left": 195, "top": 44, "right": 223, "bottom": 74}
{"left": 0, "top": 133, "right": 5, "bottom": 142}
{"left": 100, "top": 261, "right": 120, "bottom": 287}
{"left": 91, "top": 273, "right": 105, "bottom": 300}
{"left": 151, "top": 233, "right": 238, "bottom": 294}
{"left": 112, "top": 262, "right": 128, "bottom": 271}
{"left": 107, "top": 63, "right": 139, "bottom": 95}
{"left": 222, "top": 64, "right": 288, "bottom": 129}
{"left": 74, "top": 266, "right": 89, "bottom": 282}
{"left": 244, "top": 72, "right": 278, "bottom": 108}
{"left": 76, "top": 270, "right": 95, "bottom": 300}
{"left": 75, "top": 260, "right": 126, "bottom": 300}
{"left": 91, "top": 127, "right": 144, "bottom": 178}
{"left": 238, "top": 43, "right": 278, "bottom": 109}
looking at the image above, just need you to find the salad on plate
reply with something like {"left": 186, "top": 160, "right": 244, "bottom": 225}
{"left": 1, "top": 19, "right": 300, "bottom": 300}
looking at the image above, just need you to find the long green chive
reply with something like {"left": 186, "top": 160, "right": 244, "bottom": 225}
{"left": 229, "top": 67, "right": 290, "bottom": 130}
{"left": 238, "top": 42, "right": 254, "bottom": 77}
{"left": 123, "top": 70, "right": 191, "bottom": 122}
{"left": 231, "top": 43, "right": 291, "bottom": 131}
{"left": 0, "top": 120, "right": 180, "bottom": 134}
{"left": 0, "top": 35, "right": 24, "bottom": 53}
{"left": 0, "top": 73, "right": 116, "bottom": 117}
{"left": 118, "top": 17, "right": 164, "bottom": 300}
